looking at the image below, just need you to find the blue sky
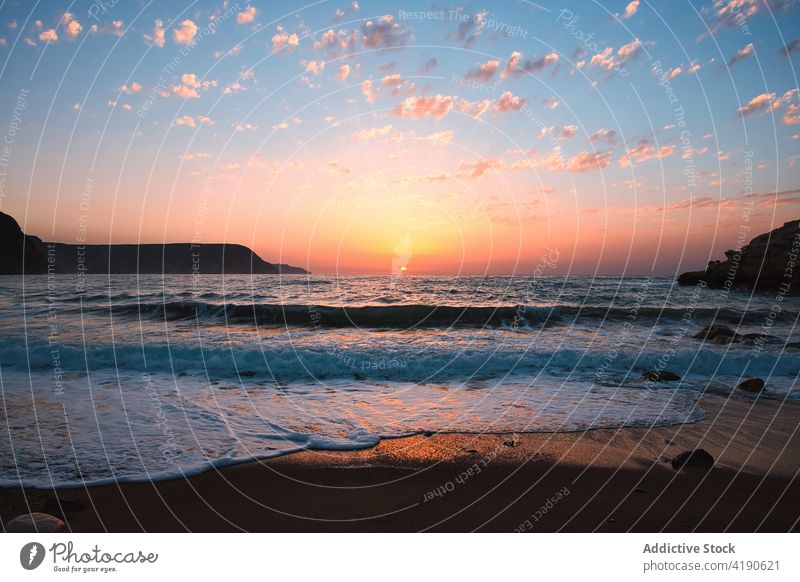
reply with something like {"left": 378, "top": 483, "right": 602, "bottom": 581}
{"left": 0, "top": 0, "right": 799, "bottom": 274}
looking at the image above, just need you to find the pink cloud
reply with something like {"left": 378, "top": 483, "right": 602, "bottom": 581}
{"left": 237, "top": 6, "right": 256, "bottom": 25}
{"left": 272, "top": 26, "right": 299, "bottom": 53}
{"left": 173, "top": 19, "right": 197, "bottom": 45}
{"left": 361, "top": 15, "right": 411, "bottom": 49}
{"left": 493, "top": 91, "right": 525, "bottom": 113}
{"left": 618, "top": 140, "right": 675, "bottom": 167}
{"left": 465, "top": 59, "right": 500, "bottom": 82}
{"left": 394, "top": 94, "right": 455, "bottom": 119}
{"left": 458, "top": 157, "right": 504, "bottom": 179}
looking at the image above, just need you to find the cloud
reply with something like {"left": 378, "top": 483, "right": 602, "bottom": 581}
{"left": 782, "top": 39, "right": 800, "bottom": 57}
{"left": 737, "top": 88, "right": 799, "bottom": 124}
{"left": 458, "top": 157, "right": 504, "bottom": 179}
{"left": 172, "top": 73, "right": 217, "bottom": 99}
{"left": 175, "top": 115, "right": 215, "bottom": 128}
{"left": 172, "top": 85, "right": 198, "bottom": 99}
{"left": 61, "top": 12, "right": 82, "bottom": 40}
{"left": 351, "top": 125, "right": 394, "bottom": 140}
{"left": 173, "top": 19, "right": 197, "bottom": 44}
{"left": 147, "top": 19, "right": 165, "bottom": 48}
{"left": 420, "top": 57, "right": 439, "bottom": 74}
{"left": 539, "top": 125, "right": 578, "bottom": 141}
{"left": 393, "top": 94, "right": 455, "bottom": 119}
{"left": 338, "top": 64, "right": 351, "bottom": 80}
{"left": 501, "top": 50, "right": 559, "bottom": 79}
{"left": 618, "top": 140, "right": 675, "bottom": 167}
{"left": 303, "top": 60, "right": 326, "bottom": 74}
{"left": 737, "top": 92, "right": 777, "bottom": 117}
{"left": 237, "top": 6, "right": 256, "bottom": 25}
{"left": 39, "top": 29, "right": 58, "bottom": 42}
{"left": 727, "top": 43, "right": 754, "bottom": 67}
{"left": 708, "top": 0, "right": 794, "bottom": 35}
{"left": 235, "top": 123, "right": 257, "bottom": 132}
{"left": 418, "top": 130, "right": 454, "bottom": 146}
{"left": 121, "top": 82, "right": 142, "bottom": 94}
{"left": 590, "top": 39, "right": 650, "bottom": 74}
{"left": 565, "top": 150, "right": 611, "bottom": 172}
{"left": 619, "top": 1, "right": 640, "bottom": 19}
{"left": 493, "top": 91, "right": 525, "bottom": 113}
{"left": 313, "top": 28, "right": 359, "bottom": 57}
{"left": 451, "top": 9, "right": 486, "bottom": 48}
{"left": 361, "top": 15, "right": 411, "bottom": 49}
{"left": 617, "top": 38, "right": 645, "bottom": 64}
{"left": 465, "top": 59, "right": 500, "bottom": 82}
{"left": 362, "top": 79, "right": 378, "bottom": 103}
{"left": 589, "top": 129, "right": 617, "bottom": 145}
{"left": 272, "top": 26, "right": 299, "bottom": 53}
{"left": 456, "top": 99, "right": 492, "bottom": 119}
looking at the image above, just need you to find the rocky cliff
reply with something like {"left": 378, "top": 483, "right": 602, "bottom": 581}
{"left": 677, "top": 219, "right": 800, "bottom": 292}
{"left": 0, "top": 211, "right": 308, "bottom": 275}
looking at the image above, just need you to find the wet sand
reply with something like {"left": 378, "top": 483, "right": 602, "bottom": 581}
{"left": 2, "top": 394, "right": 799, "bottom": 532}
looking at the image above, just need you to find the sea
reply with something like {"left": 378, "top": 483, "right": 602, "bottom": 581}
{"left": 1, "top": 274, "right": 798, "bottom": 487}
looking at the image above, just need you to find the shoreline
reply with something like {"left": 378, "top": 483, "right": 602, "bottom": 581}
{"left": 1, "top": 394, "right": 799, "bottom": 532}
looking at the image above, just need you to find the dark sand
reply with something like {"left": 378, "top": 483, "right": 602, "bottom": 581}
{"left": 2, "top": 394, "right": 799, "bottom": 532}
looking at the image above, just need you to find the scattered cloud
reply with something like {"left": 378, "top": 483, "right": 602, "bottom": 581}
{"left": 361, "top": 15, "right": 411, "bottom": 49}
{"left": 173, "top": 19, "right": 198, "bottom": 45}
{"left": 465, "top": 59, "right": 500, "bottom": 82}
{"left": 61, "top": 12, "right": 82, "bottom": 40}
{"left": 493, "top": 91, "right": 525, "bottom": 113}
{"left": 338, "top": 64, "right": 351, "bottom": 80}
{"left": 589, "top": 129, "right": 617, "bottom": 145}
{"left": 618, "top": 1, "right": 640, "bottom": 20}
{"left": 313, "top": 28, "right": 359, "bottom": 57}
{"left": 727, "top": 43, "right": 754, "bottom": 67}
{"left": 146, "top": 19, "right": 165, "bottom": 48}
{"left": 351, "top": 124, "right": 394, "bottom": 140}
{"left": 417, "top": 130, "right": 454, "bottom": 146}
{"left": 272, "top": 26, "right": 300, "bottom": 53}
{"left": 420, "top": 57, "right": 438, "bottom": 74}
{"left": 619, "top": 139, "right": 675, "bottom": 167}
{"left": 394, "top": 94, "right": 455, "bottom": 119}
{"left": 175, "top": 115, "right": 215, "bottom": 128}
{"left": 457, "top": 99, "right": 492, "bottom": 119}
{"left": 450, "top": 9, "right": 487, "bottom": 49}
{"left": 361, "top": 79, "right": 378, "bottom": 102}
{"left": 458, "top": 156, "right": 504, "bottom": 179}
{"left": 782, "top": 38, "right": 800, "bottom": 57}
{"left": 237, "top": 6, "right": 256, "bottom": 25}
{"left": 501, "top": 50, "right": 559, "bottom": 79}
{"left": 38, "top": 29, "right": 58, "bottom": 43}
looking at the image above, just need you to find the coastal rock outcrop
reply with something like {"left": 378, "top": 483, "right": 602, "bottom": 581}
{"left": 677, "top": 219, "right": 800, "bottom": 292}
{"left": 671, "top": 449, "right": 714, "bottom": 471}
{"left": 737, "top": 378, "right": 765, "bottom": 393}
{"left": 0, "top": 211, "right": 48, "bottom": 274}
{"left": 642, "top": 371, "right": 681, "bottom": 382}
{"left": 5, "top": 512, "right": 66, "bottom": 533}
{"left": 0, "top": 211, "right": 307, "bottom": 275}
{"left": 693, "top": 325, "right": 740, "bottom": 343}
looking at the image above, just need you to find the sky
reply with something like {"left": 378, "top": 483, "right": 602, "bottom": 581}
{"left": 0, "top": 0, "right": 799, "bottom": 275}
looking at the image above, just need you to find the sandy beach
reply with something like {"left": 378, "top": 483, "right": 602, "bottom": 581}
{"left": 2, "top": 394, "right": 798, "bottom": 532}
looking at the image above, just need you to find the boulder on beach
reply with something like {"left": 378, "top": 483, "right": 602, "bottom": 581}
{"left": 737, "top": 378, "right": 765, "bottom": 393}
{"left": 671, "top": 449, "right": 714, "bottom": 471}
{"left": 694, "top": 325, "right": 740, "bottom": 343}
{"left": 677, "top": 219, "right": 800, "bottom": 292}
{"left": 4, "top": 512, "right": 66, "bottom": 533}
{"left": 643, "top": 371, "right": 681, "bottom": 382}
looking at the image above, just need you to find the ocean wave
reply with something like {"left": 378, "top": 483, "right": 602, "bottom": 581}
{"left": 5, "top": 338, "right": 799, "bottom": 384}
{"left": 56, "top": 301, "right": 798, "bottom": 328}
